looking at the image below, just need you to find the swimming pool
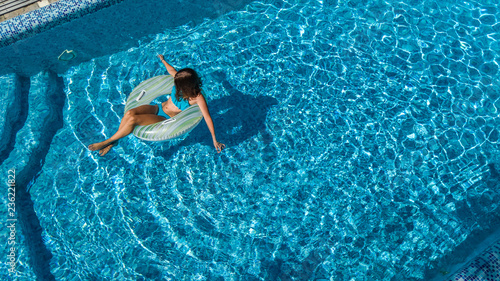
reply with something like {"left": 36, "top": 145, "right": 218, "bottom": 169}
{"left": 1, "top": 0, "right": 500, "bottom": 280}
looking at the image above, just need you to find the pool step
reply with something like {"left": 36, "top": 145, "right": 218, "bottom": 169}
{"left": 1, "top": 71, "right": 65, "bottom": 173}
{"left": 0, "top": 73, "right": 29, "bottom": 165}
{"left": 0, "top": 71, "right": 65, "bottom": 281}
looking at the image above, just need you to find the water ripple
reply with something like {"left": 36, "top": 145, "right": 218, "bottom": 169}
{"left": 23, "top": 0, "right": 500, "bottom": 280}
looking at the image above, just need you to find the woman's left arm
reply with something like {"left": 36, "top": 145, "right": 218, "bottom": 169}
{"left": 196, "top": 95, "right": 225, "bottom": 153}
{"left": 157, "top": 55, "right": 177, "bottom": 76}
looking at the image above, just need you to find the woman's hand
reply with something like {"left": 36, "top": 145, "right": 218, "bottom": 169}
{"left": 157, "top": 55, "right": 177, "bottom": 76}
{"left": 213, "top": 140, "right": 225, "bottom": 153}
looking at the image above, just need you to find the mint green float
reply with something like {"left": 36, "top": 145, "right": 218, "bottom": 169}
{"left": 124, "top": 75, "right": 203, "bottom": 142}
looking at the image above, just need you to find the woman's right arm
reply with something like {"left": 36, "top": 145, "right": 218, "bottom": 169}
{"left": 157, "top": 55, "right": 177, "bottom": 76}
{"left": 196, "top": 94, "right": 225, "bottom": 153}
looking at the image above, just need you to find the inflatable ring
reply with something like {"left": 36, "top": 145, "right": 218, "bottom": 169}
{"left": 124, "top": 75, "right": 203, "bottom": 142}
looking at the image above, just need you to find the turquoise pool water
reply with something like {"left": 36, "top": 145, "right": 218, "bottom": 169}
{"left": 2, "top": 0, "right": 500, "bottom": 280}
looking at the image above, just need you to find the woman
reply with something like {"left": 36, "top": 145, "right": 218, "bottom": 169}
{"left": 88, "top": 55, "right": 225, "bottom": 156}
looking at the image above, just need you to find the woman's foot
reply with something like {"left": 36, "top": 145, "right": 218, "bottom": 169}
{"left": 89, "top": 139, "right": 116, "bottom": 151}
{"left": 88, "top": 140, "right": 113, "bottom": 152}
{"left": 89, "top": 140, "right": 116, "bottom": 156}
{"left": 99, "top": 143, "right": 115, "bottom": 156}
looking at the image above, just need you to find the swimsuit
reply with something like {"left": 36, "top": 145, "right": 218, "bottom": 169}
{"left": 156, "top": 105, "right": 170, "bottom": 119}
{"left": 155, "top": 86, "right": 191, "bottom": 119}
{"left": 170, "top": 85, "right": 191, "bottom": 111}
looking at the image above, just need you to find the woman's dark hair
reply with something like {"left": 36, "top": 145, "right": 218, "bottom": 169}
{"left": 174, "top": 68, "right": 202, "bottom": 101}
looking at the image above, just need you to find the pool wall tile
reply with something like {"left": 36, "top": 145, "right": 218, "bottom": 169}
{"left": 0, "top": 0, "right": 124, "bottom": 48}
{"left": 445, "top": 239, "right": 500, "bottom": 281}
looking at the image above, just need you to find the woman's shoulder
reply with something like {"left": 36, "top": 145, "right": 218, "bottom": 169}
{"left": 194, "top": 92, "right": 207, "bottom": 105}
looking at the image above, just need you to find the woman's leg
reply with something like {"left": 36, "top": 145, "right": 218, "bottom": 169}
{"left": 114, "top": 104, "right": 160, "bottom": 133}
{"left": 88, "top": 105, "right": 165, "bottom": 155}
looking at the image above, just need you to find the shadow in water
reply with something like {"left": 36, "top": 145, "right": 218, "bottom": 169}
{"left": 157, "top": 72, "right": 278, "bottom": 159}
{"left": 424, "top": 162, "right": 500, "bottom": 280}
{"left": 487, "top": 163, "right": 500, "bottom": 187}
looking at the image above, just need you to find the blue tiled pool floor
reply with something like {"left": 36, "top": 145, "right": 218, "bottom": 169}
{"left": 1, "top": 0, "right": 500, "bottom": 280}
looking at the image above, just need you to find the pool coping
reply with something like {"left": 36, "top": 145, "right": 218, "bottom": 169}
{"left": 0, "top": 0, "right": 124, "bottom": 48}
{"left": 0, "top": 0, "right": 58, "bottom": 22}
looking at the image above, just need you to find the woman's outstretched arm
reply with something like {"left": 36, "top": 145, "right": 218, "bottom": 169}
{"left": 196, "top": 94, "right": 225, "bottom": 153}
{"left": 157, "top": 55, "right": 177, "bottom": 76}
